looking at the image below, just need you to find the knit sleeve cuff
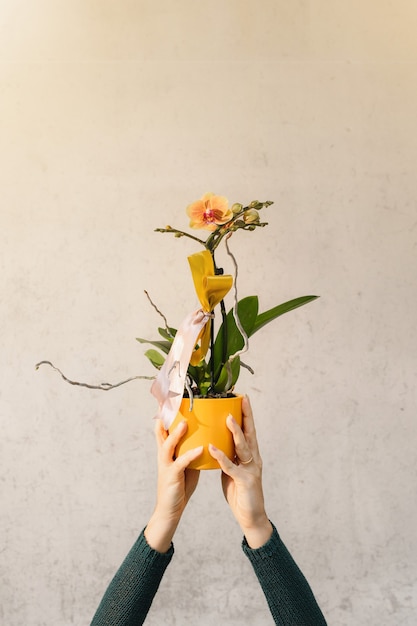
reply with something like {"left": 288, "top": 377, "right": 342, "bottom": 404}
{"left": 241, "top": 522, "right": 281, "bottom": 562}
{"left": 135, "top": 527, "right": 174, "bottom": 563}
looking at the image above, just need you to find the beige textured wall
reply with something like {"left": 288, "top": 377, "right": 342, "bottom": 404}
{"left": 2, "top": 2, "right": 417, "bottom": 624}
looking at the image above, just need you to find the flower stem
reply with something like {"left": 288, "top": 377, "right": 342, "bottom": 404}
{"left": 155, "top": 227, "right": 206, "bottom": 247}
{"left": 209, "top": 311, "right": 215, "bottom": 391}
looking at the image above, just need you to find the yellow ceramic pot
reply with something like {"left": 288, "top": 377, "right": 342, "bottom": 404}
{"left": 169, "top": 395, "right": 243, "bottom": 470}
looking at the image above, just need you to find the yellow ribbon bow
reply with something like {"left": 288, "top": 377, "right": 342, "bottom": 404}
{"left": 188, "top": 250, "right": 233, "bottom": 365}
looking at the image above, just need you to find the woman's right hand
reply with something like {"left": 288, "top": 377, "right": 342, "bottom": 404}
{"left": 209, "top": 396, "right": 273, "bottom": 549}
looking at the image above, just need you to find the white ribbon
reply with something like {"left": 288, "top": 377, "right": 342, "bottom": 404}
{"left": 151, "top": 308, "right": 211, "bottom": 429}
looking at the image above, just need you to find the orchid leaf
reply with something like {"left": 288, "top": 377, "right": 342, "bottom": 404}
{"left": 187, "top": 362, "right": 208, "bottom": 387}
{"left": 136, "top": 337, "right": 172, "bottom": 355}
{"left": 213, "top": 356, "right": 240, "bottom": 393}
{"left": 214, "top": 296, "right": 259, "bottom": 363}
{"left": 158, "top": 327, "right": 177, "bottom": 342}
{"left": 213, "top": 296, "right": 258, "bottom": 383}
{"left": 144, "top": 349, "right": 165, "bottom": 369}
{"left": 251, "top": 296, "right": 319, "bottom": 336}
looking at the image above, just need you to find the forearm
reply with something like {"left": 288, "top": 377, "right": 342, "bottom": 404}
{"left": 90, "top": 529, "right": 173, "bottom": 626}
{"left": 242, "top": 523, "right": 327, "bottom": 626}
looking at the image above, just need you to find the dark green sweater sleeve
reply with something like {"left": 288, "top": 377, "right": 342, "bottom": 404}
{"left": 90, "top": 525, "right": 326, "bottom": 625}
{"left": 242, "top": 524, "right": 327, "bottom": 625}
{"left": 90, "top": 530, "right": 173, "bottom": 626}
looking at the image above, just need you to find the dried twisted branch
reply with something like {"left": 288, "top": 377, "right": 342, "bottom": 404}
{"left": 35, "top": 360, "right": 154, "bottom": 390}
{"left": 144, "top": 290, "right": 174, "bottom": 338}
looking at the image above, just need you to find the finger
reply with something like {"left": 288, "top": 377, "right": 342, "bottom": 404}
{"left": 241, "top": 396, "right": 260, "bottom": 458}
{"left": 160, "top": 420, "right": 188, "bottom": 463}
{"left": 208, "top": 443, "right": 239, "bottom": 478}
{"left": 175, "top": 445, "right": 203, "bottom": 471}
{"left": 226, "top": 414, "right": 253, "bottom": 463}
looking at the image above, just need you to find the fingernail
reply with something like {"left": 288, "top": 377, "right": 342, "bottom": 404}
{"left": 175, "top": 420, "right": 187, "bottom": 433}
{"left": 209, "top": 443, "right": 218, "bottom": 452}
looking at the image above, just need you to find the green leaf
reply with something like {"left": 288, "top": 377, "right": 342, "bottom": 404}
{"left": 213, "top": 357, "right": 241, "bottom": 393}
{"left": 187, "top": 362, "right": 209, "bottom": 387}
{"left": 213, "top": 296, "right": 259, "bottom": 370}
{"left": 212, "top": 296, "right": 258, "bottom": 391}
{"left": 251, "top": 295, "right": 319, "bottom": 336}
{"left": 199, "top": 380, "right": 212, "bottom": 397}
{"left": 144, "top": 349, "right": 165, "bottom": 369}
{"left": 136, "top": 337, "right": 172, "bottom": 355}
{"left": 157, "top": 327, "right": 177, "bottom": 342}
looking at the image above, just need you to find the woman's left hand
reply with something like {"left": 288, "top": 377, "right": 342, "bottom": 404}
{"left": 145, "top": 419, "right": 203, "bottom": 552}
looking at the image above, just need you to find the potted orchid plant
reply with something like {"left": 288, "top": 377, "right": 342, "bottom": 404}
{"left": 140, "top": 193, "right": 317, "bottom": 468}
{"left": 37, "top": 193, "right": 317, "bottom": 470}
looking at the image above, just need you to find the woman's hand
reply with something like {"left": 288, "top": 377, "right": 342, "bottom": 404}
{"left": 209, "top": 396, "right": 273, "bottom": 549}
{"left": 145, "top": 419, "right": 203, "bottom": 553}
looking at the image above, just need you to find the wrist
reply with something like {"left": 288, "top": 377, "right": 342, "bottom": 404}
{"left": 144, "top": 510, "right": 182, "bottom": 553}
{"left": 240, "top": 514, "right": 273, "bottom": 550}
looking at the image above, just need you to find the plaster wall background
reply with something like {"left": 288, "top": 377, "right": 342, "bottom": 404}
{"left": 1, "top": 1, "right": 417, "bottom": 624}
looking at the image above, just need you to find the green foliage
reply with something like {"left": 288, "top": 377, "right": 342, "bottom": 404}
{"left": 136, "top": 337, "right": 172, "bottom": 355}
{"left": 251, "top": 296, "right": 319, "bottom": 335}
{"left": 144, "top": 349, "right": 165, "bottom": 369}
{"left": 137, "top": 294, "right": 318, "bottom": 395}
{"left": 213, "top": 296, "right": 259, "bottom": 374}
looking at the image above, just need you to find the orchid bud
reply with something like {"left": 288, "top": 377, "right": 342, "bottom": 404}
{"left": 231, "top": 203, "right": 243, "bottom": 214}
{"left": 243, "top": 209, "right": 260, "bottom": 224}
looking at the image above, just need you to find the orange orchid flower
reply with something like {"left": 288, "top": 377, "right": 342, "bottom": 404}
{"left": 186, "top": 193, "right": 233, "bottom": 231}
